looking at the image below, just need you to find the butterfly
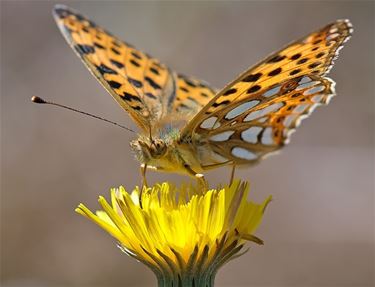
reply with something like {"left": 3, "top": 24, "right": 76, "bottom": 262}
{"left": 53, "top": 4, "right": 352, "bottom": 186}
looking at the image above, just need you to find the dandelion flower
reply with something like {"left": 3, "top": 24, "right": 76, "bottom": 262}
{"left": 76, "top": 180, "right": 271, "bottom": 286}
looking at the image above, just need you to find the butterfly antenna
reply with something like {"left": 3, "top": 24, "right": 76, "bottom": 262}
{"left": 31, "top": 96, "right": 136, "bottom": 133}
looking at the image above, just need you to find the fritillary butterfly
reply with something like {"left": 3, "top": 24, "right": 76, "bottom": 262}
{"left": 53, "top": 5, "right": 352, "bottom": 184}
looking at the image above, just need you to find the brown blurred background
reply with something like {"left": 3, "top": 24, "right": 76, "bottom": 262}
{"left": 1, "top": 1, "right": 374, "bottom": 286}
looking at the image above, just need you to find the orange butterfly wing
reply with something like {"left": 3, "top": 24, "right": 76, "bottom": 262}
{"left": 173, "top": 74, "right": 217, "bottom": 116}
{"left": 53, "top": 5, "right": 217, "bottom": 132}
{"left": 181, "top": 20, "right": 352, "bottom": 166}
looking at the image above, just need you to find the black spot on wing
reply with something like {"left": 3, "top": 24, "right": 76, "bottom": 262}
{"left": 242, "top": 73, "right": 262, "bottom": 82}
{"left": 291, "top": 53, "right": 302, "bottom": 60}
{"left": 128, "top": 78, "right": 143, "bottom": 88}
{"left": 145, "top": 93, "right": 157, "bottom": 99}
{"left": 97, "top": 64, "right": 117, "bottom": 75}
{"left": 111, "top": 47, "right": 121, "bottom": 55}
{"left": 267, "top": 55, "right": 286, "bottom": 63}
{"left": 94, "top": 42, "right": 105, "bottom": 49}
{"left": 145, "top": 76, "right": 161, "bottom": 89}
{"left": 130, "top": 59, "right": 141, "bottom": 67}
{"left": 313, "top": 39, "right": 322, "bottom": 45}
{"left": 122, "top": 92, "right": 142, "bottom": 102}
{"left": 297, "top": 58, "right": 308, "bottom": 64}
{"left": 223, "top": 88, "right": 237, "bottom": 96}
{"left": 150, "top": 67, "right": 159, "bottom": 75}
{"left": 131, "top": 51, "right": 142, "bottom": 60}
{"left": 75, "top": 44, "right": 95, "bottom": 54}
{"left": 289, "top": 69, "right": 301, "bottom": 76}
{"left": 185, "top": 79, "right": 196, "bottom": 87}
{"left": 247, "top": 85, "right": 261, "bottom": 93}
{"left": 268, "top": 67, "right": 282, "bottom": 76}
{"left": 212, "top": 100, "right": 230, "bottom": 107}
{"left": 110, "top": 59, "right": 124, "bottom": 69}
{"left": 108, "top": 80, "right": 122, "bottom": 89}
{"left": 291, "top": 92, "right": 302, "bottom": 98}
{"left": 308, "top": 62, "right": 321, "bottom": 69}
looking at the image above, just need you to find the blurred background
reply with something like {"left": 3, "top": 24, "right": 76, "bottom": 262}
{"left": 1, "top": 1, "right": 374, "bottom": 286}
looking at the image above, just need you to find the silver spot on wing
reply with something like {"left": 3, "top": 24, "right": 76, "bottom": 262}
{"left": 231, "top": 147, "right": 257, "bottom": 160}
{"left": 241, "top": 127, "right": 263, "bottom": 143}
{"left": 225, "top": 100, "right": 260, "bottom": 120}
{"left": 200, "top": 116, "right": 220, "bottom": 129}
{"left": 244, "top": 102, "right": 284, "bottom": 122}
{"left": 261, "top": 127, "right": 274, "bottom": 145}
{"left": 262, "top": 85, "right": 281, "bottom": 98}
{"left": 209, "top": 131, "right": 235, "bottom": 142}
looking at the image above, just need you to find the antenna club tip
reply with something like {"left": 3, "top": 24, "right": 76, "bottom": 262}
{"left": 31, "top": 96, "right": 46, "bottom": 104}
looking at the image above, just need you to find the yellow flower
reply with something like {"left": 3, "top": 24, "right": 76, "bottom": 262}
{"left": 76, "top": 180, "right": 271, "bottom": 286}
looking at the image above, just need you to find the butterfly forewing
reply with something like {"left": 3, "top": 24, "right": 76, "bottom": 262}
{"left": 53, "top": 5, "right": 174, "bottom": 131}
{"left": 53, "top": 5, "right": 218, "bottom": 132}
{"left": 183, "top": 19, "right": 352, "bottom": 167}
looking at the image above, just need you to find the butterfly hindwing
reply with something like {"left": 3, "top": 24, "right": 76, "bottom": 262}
{"left": 173, "top": 74, "right": 217, "bottom": 116}
{"left": 196, "top": 75, "right": 335, "bottom": 167}
{"left": 182, "top": 19, "right": 352, "bottom": 167}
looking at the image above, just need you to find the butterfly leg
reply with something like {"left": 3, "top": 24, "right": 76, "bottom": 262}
{"left": 184, "top": 164, "right": 208, "bottom": 191}
{"left": 139, "top": 164, "right": 148, "bottom": 208}
{"left": 229, "top": 164, "right": 236, "bottom": 186}
{"left": 140, "top": 164, "right": 148, "bottom": 188}
{"left": 197, "top": 174, "right": 208, "bottom": 192}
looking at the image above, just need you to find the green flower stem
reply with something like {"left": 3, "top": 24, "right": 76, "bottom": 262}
{"left": 157, "top": 273, "right": 215, "bottom": 287}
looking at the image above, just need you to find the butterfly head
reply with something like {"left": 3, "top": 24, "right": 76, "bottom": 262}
{"left": 130, "top": 137, "right": 168, "bottom": 163}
